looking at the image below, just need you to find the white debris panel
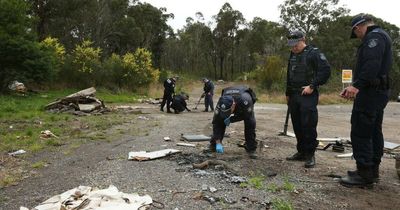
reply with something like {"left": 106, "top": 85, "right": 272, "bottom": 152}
{"left": 21, "top": 185, "right": 152, "bottom": 210}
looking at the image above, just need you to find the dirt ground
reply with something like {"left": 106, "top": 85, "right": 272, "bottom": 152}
{"left": 1, "top": 84, "right": 400, "bottom": 210}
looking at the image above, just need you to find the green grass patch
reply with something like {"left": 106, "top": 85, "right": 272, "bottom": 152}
{"left": 31, "top": 161, "right": 46, "bottom": 169}
{"left": 240, "top": 175, "right": 265, "bottom": 189}
{"left": 272, "top": 198, "right": 293, "bottom": 210}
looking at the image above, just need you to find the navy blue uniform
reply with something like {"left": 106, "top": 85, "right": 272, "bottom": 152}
{"left": 171, "top": 94, "right": 191, "bottom": 114}
{"left": 203, "top": 80, "right": 214, "bottom": 111}
{"left": 286, "top": 45, "right": 331, "bottom": 156}
{"left": 160, "top": 78, "right": 175, "bottom": 112}
{"left": 211, "top": 86, "right": 257, "bottom": 152}
{"left": 351, "top": 26, "right": 392, "bottom": 169}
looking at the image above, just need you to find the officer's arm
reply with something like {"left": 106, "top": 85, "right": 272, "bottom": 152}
{"left": 212, "top": 115, "right": 225, "bottom": 140}
{"left": 352, "top": 34, "right": 386, "bottom": 90}
{"left": 310, "top": 49, "right": 331, "bottom": 88}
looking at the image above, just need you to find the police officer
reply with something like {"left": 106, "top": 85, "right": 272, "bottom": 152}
{"left": 285, "top": 30, "right": 331, "bottom": 168}
{"left": 208, "top": 86, "right": 257, "bottom": 159}
{"left": 340, "top": 14, "right": 392, "bottom": 188}
{"left": 171, "top": 93, "right": 191, "bottom": 114}
{"left": 160, "top": 76, "right": 177, "bottom": 113}
{"left": 202, "top": 78, "right": 215, "bottom": 112}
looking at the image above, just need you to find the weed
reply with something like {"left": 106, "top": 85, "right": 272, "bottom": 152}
{"left": 31, "top": 161, "right": 46, "bottom": 169}
{"left": 271, "top": 198, "right": 293, "bottom": 210}
{"left": 240, "top": 175, "right": 265, "bottom": 189}
{"left": 282, "top": 178, "right": 296, "bottom": 192}
{"left": 267, "top": 183, "right": 279, "bottom": 192}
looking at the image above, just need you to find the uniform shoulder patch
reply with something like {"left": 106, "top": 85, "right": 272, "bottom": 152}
{"left": 319, "top": 53, "right": 327, "bottom": 60}
{"left": 243, "top": 100, "right": 248, "bottom": 105}
{"left": 368, "top": 39, "right": 378, "bottom": 48}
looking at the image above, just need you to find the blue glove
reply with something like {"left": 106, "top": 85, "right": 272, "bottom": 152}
{"left": 224, "top": 117, "right": 231, "bottom": 126}
{"left": 216, "top": 143, "right": 224, "bottom": 153}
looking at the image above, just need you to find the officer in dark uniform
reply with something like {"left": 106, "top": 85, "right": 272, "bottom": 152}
{"left": 340, "top": 14, "right": 392, "bottom": 188}
{"left": 171, "top": 93, "right": 191, "bottom": 114}
{"left": 208, "top": 86, "right": 258, "bottom": 159}
{"left": 285, "top": 30, "right": 331, "bottom": 168}
{"left": 202, "top": 78, "right": 215, "bottom": 112}
{"left": 160, "top": 76, "right": 177, "bottom": 113}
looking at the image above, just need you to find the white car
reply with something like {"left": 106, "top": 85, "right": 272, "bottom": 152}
{"left": 398, "top": 93, "right": 400, "bottom": 102}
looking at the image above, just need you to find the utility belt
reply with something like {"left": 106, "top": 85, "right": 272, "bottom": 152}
{"left": 369, "top": 75, "right": 389, "bottom": 90}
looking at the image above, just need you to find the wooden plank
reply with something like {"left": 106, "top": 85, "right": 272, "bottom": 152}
{"left": 128, "top": 149, "right": 180, "bottom": 161}
{"left": 181, "top": 134, "right": 211, "bottom": 142}
{"left": 336, "top": 153, "right": 353, "bottom": 158}
{"left": 176, "top": 143, "right": 196, "bottom": 147}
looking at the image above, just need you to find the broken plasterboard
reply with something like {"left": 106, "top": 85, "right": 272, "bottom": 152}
{"left": 285, "top": 131, "right": 296, "bottom": 137}
{"left": 128, "top": 149, "right": 180, "bottom": 161}
{"left": 384, "top": 141, "right": 400, "bottom": 150}
{"left": 181, "top": 134, "right": 211, "bottom": 142}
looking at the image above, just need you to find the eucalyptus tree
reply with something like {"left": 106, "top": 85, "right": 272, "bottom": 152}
{"left": 128, "top": 2, "right": 173, "bottom": 69}
{"left": 279, "top": 0, "right": 349, "bottom": 38}
{"left": 213, "top": 3, "right": 244, "bottom": 79}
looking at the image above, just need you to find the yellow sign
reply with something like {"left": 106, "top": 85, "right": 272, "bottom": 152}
{"left": 342, "top": 69, "right": 352, "bottom": 83}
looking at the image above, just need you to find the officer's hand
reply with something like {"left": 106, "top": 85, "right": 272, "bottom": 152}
{"left": 301, "top": 85, "right": 314, "bottom": 95}
{"left": 224, "top": 117, "right": 231, "bottom": 126}
{"left": 201, "top": 93, "right": 205, "bottom": 98}
{"left": 216, "top": 143, "right": 224, "bottom": 153}
{"left": 187, "top": 109, "right": 191, "bottom": 112}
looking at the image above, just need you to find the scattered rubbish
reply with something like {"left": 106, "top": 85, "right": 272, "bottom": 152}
{"left": 40, "top": 130, "right": 59, "bottom": 139}
{"left": 209, "top": 187, "right": 217, "bottom": 193}
{"left": 8, "top": 149, "right": 26, "bottom": 156}
{"left": 137, "top": 116, "right": 149, "bottom": 120}
{"left": 229, "top": 176, "right": 247, "bottom": 183}
{"left": 181, "top": 134, "right": 211, "bottom": 142}
{"left": 128, "top": 149, "right": 181, "bottom": 161}
{"left": 139, "top": 98, "right": 162, "bottom": 104}
{"left": 201, "top": 184, "right": 208, "bottom": 191}
{"left": 176, "top": 143, "right": 196, "bottom": 147}
{"left": 21, "top": 185, "right": 152, "bottom": 210}
{"left": 336, "top": 153, "right": 353, "bottom": 158}
{"left": 8, "top": 80, "right": 26, "bottom": 94}
{"left": 284, "top": 131, "right": 296, "bottom": 137}
{"left": 163, "top": 136, "right": 171, "bottom": 141}
{"left": 45, "top": 87, "right": 109, "bottom": 115}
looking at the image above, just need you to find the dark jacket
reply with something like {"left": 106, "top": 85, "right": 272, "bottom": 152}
{"left": 171, "top": 94, "right": 190, "bottom": 113}
{"left": 203, "top": 80, "right": 214, "bottom": 95}
{"left": 163, "top": 78, "right": 175, "bottom": 94}
{"left": 286, "top": 45, "right": 331, "bottom": 96}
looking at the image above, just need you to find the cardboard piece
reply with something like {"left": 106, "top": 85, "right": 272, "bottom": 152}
{"left": 128, "top": 149, "right": 180, "bottom": 161}
{"left": 181, "top": 134, "right": 211, "bottom": 142}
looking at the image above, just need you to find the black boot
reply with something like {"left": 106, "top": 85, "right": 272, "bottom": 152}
{"left": 304, "top": 154, "right": 315, "bottom": 168}
{"left": 247, "top": 150, "right": 258, "bottom": 159}
{"left": 347, "top": 164, "right": 379, "bottom": 183}
{"left": 286, "top": 152, "right": 305, "bottom": 161}
{"left": 340, "top": 166, "right": 374, "bottom": 188}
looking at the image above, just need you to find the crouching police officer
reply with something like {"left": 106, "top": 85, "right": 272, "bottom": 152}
{"left": 202, "top": 78, "right": 215, "bottom": 112}
{"left": 285, "top": 30, "right": 331, "bottom": 168}
{"left": 208, "top": 86, "right": 258, "bottom": 159}
{"left": 171, "top": 93, "right": 191, "bottom": 114}
{"left": 340, "top": 14, "right": 392, "bottom": 188}
{"left": 160, "top": 76, "right": 177, "bottom": 113}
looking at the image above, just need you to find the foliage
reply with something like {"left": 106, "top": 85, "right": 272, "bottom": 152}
{"left": 272, "top": 198, "right": 294, "bottom": 210}
{"left": 248, "top": 55, "right": 286, "bottom": 90}
{"left": 0, "top": 0, "right": 57, "bottom": 92}
{"left": 279, "top": 0, "right": 349, "bottom": 37}
{"left": 122, "top": 48, "right": 160, "bottom": 89}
